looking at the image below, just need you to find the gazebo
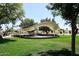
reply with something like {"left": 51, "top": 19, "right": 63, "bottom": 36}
{"left": 20, "top": 21, "right": 60, "bottom": 35}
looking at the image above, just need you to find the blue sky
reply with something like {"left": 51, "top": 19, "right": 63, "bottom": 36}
{"left": 23, "top": 3, "right": 53, "bottom": 23}
{"left": 23, "top": 3, "right": 71, "bottom": 30}
{"left": 2, "top": 3, "right": 71, "bottom": 30}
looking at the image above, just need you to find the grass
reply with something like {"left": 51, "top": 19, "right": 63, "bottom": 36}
{"left": 0, "top": 35, "right": 79, "bottom": 56}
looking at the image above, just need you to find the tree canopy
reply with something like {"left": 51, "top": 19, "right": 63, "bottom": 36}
{"left": 0, "top": 3, "right": 24, "bottom": 25}
{"left": 41, "top": 18, "right": 51, "bottom": 22}
{"left": 20, "top": 18, "right": 35, "bottom": 28}
{"left": 47, "top": 4, "right": 79, "bottom": 23}
{"left": 0, "top": 3, "right": 24, "bottom": 39}
{"left": 47, "top": 3, "right": 79, "bottom": 55}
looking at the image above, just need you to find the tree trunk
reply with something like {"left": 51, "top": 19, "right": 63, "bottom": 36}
{"left": 0, "top": 35, "right": 3, "bottom": 40}
{"left": 71, "top": 20, "right": 77, "bottom": 56}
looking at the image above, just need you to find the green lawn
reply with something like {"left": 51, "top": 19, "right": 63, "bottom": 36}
{"left": 0, "top": 35, "right": 79, "bottom": 56}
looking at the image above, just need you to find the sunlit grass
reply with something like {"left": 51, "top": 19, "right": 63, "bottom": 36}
{"left": 0, "top": 35, "right": 79, "bottom": 56}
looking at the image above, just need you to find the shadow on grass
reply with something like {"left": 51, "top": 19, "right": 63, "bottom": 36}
{"left": 13, "top": 34, "right": 60, "bottom": 39}
{"left": 14, "top": 36, "right": 59, "bottom": 39}
{"left": 0, "top": 38, "right": 16, "bottom": 44}
{"left": 37, "top": 48, "right": 79, "bottom": 56}
{"left": 21, "top": 37, "right": 58, "bottom": 39}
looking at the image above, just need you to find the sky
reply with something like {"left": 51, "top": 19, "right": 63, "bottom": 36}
{"left": 23, "top": 3, "right": 71, "bottom": 30}
{"left": 2, "top": 3, "right": 71, "bottom": 31}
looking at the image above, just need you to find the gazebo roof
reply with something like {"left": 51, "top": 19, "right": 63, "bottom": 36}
{"left": 21, "top": 21, "right": 60, "bottom": 32}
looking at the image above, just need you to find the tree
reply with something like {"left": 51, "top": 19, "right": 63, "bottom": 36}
{"left": 47, "top": 3, "right": 79, "bottom": 55}
{"left": 39, "top": 26, "right": 51, "bottom": 34}
{"left": 52, "top": 19, "right": 59, "bottom": 30}
{"left": 0, "top": 3, "right": 24, "bottom": 39}
{"left": 41, "top": 18, "right": 51, "bottom": 22}
{"left": 20, "top": 18, "right": 35, "bottom": 28}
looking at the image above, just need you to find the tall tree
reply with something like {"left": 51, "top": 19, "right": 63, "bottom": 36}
{"left": 20, "top": 18, "right": 35, "bottom": 28}
{"left": 47, "top": 3, "right": 79, "bottom": 55}
{"left": 0, "top": 3, "right": 24, "bottom": 39}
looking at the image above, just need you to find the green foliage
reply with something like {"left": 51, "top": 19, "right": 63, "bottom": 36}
{"left": 20, "top": 18, "right": 35, "bottom": 28}
{"left": 5, "top": 28, "right": 14, "bottom": 32}
{"left": 47, "top": 3, "right": 79, "bottom": 55}
{"left": 41, "top": 18, "right": 51, "bottom": 22}
{"left": 52, "top": 19, "right": 59, "bottom": 30}
{"left": 0, "top": 3, "right": 24, "bottom": 25}
{"left": 47, "top": 3, "right": 79, "bottom": 21}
